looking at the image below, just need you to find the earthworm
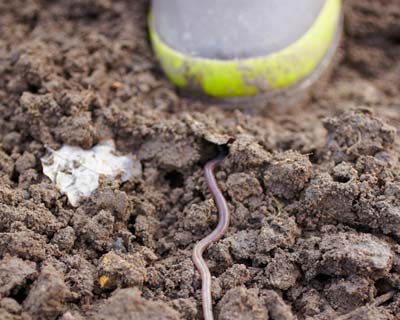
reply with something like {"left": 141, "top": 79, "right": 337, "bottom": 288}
{"left": 192, "top": 151, "right": 229, "bottom": 320}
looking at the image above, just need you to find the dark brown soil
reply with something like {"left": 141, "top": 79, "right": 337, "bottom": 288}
{"left": 1, "top": 1, "right": 400, "bottom": 319}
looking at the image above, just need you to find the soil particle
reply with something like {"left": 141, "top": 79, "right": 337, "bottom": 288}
{"left": 0, "top": 204, "right": 25, "bottom": 232}
{"left": 90, "top": 288, "right": 180, "bottom": 320}
{"left": 21, "top": 204, "right": 61, "bottom": 236}
{"left": 261, "top": 250, "right": 300, "bottom": 291}
{"left": 56, "top": 114, "right": 97, "bottom": 149}
{"left": 97, "top": 250, "right": 147, "bottom": 289}
{"left": 291, "top": 287, "right": 336, "bottom": 319}
{"left": 168, "top": 298, "right": 198, "bottom": 320}
{"left": 148, "top": 255, "right": 195, "bottom": 299}
{"left": 65, "top": 0, "right": 115, "bottom": 19}
{"left": 324, "top": 275, "right": 373, "bottom": 314}
{"left": 0, "top": 151, "right": 14, "bottom": 177}
{"left": 134, "top": 214, "right": 159, "bottom": 249}
{"left": 14, "top": 40, "right": 58, "bottom": 91}
{"left": 263, "top": 150, "right": 312, "bottom": 200}
{"left": 345, "top": 0, "right": 400, "bottom": 40}
{"left": 62, "top": 255, "right": 96, "bottom": 303}
{"left": 226, "top": 172, "right": 263, "bottom": 202}
{"left": 257, "top": 215, "right": 300, "bottom": 254}
{"left": 228, "top": 202, "right": 251, "bottom": 230}
{"left": 23, "top": 264, "right": 74, "bottom": 320}
{"left": 1, "top": 298, "right": 22, "bottom": 314}
{"left": 298, "top": 155, "right": 400, "bottom": 237}
{"left": 225, "top": 135, "right": 272, "bottom": 171}
{"left": 0, "top": 304, "right": 22, "bottom": 320}
{"left": 182, "top": 200, "right": 217, "bottom": 235}
{"left": 2, "top": 132, "right": 22, "bottom": 154}
{"left": 28, "top": 182, "right": 61, "bottom": 209}
{"left": 332, "top": 161, "right": 358, "bottom": 183}
{"left": 228, "top": 230, "right": 259, "bottom": 260}
{"left": 297, "top": 231, "right": 393, "bottom": 280}
{"left": 217, "top": 264, "right": 250, "bottom": 293}
{"left": 18, "top": 168, "right": 39, "bottom": 189}
{"left": 95, "top": 189, "right": 131, "bottom": 222}
{"left": 0, "top": 310, "right": 21, "bottom": 320}
{"left": 217, "top": 287, "right": 269, "bottom": 320}
{"left": 17, "top": 92, "right": 61, "bottom": 146}
{"left": 261, "top": 290, "right": 295, "bottom": 320}
{"left": 336, "top": 305, "right": 395, "bottom": 320}
{"left": 137, "top": 119, "right": 203, "bottom": 171}
{"left": 52, "top": 226, "right": 76, "bottom": 252}
{"left": 0, "top": 255, "right": 37, "bottom": 298}
{"left": 0, "top": 184, "right": 23, "bottom": 207}
{"left": 297, "top": 172, "right": 360, "bottom": 228}
{"left": 346, "top": 43, "right": 393, "bottom": 78}
{"left": 60, "top": 311, "right": 85, "bottom": 320}
{"left": 15, "top": 151, "right": 36, "bottom": 174}
{"left": 0, "top": 298, "right": 22, "bottom": 319}
{"left": 207, "top": 240, "right": 234, "bottom": 272}
{"left": 323, "top": 109, "right": 396, "bottom": 163}
{"left": 76, "top": 209, "right": 114, "bottom": 252}
{"left": 0, "top": 228, "right": 47, "bottom": 262}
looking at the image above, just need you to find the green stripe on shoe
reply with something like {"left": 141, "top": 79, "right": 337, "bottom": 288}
{"left": 149, "top": 0, "right": 342, "bottom": 99}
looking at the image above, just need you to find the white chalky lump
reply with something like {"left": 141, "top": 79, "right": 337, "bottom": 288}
{"left": 41, "top": 140, "right": 141, "bottom": 206}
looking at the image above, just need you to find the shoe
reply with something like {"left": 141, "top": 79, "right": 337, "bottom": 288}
{"left": 149, "top": 0, "right": 342, "bottom": 104}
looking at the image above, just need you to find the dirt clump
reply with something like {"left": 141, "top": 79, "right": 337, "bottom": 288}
{"left": 23, "top": 264, "right": 74, "bottom": 320}
{"left": 97, "top": 250, "right": 149, "bottom": 289}
{"left": 52, "top": 226, "right": 76, "bottom": 252}
{"left": 336, "top": 305, "right": 395, "bottom": 320}
{"left": 0, "top": 228, "right": 48, "bottom": 262}
{"left": 263, "top": 150, "right": 312, "bottom": 200}
{"left": 298, "top": 231, "right": 393, "bottom": 280}
{"left": 217, "top": 287, "right": 269, "bottom": 320}
{"left": 89, "top": 288, "right": 180, "bottom": 320}
{"left": 324, "top": 276, "right": 373, "bottom": 314}
{"left": 0, "top": 255, "right": 37, "bottom": 298}
{"left": 324, "top": 108, "right": 396, "bottom": 163}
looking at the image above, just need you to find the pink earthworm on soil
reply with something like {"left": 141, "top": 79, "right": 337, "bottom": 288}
{"left": 192, "top": 153, "right": 230, "bottom": 320}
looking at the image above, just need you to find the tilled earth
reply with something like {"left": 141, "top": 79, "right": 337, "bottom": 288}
{"left": 1, "top": 1, "right": 400, "bottom": 319}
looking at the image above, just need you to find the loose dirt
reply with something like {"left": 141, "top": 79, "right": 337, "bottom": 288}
{"left": 1, "top": 1, "right": 400, "bottom": 319}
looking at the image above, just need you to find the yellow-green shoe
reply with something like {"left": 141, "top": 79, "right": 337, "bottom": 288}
{"left": 149, "top": 0, "right": 342, "bottom": 106}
